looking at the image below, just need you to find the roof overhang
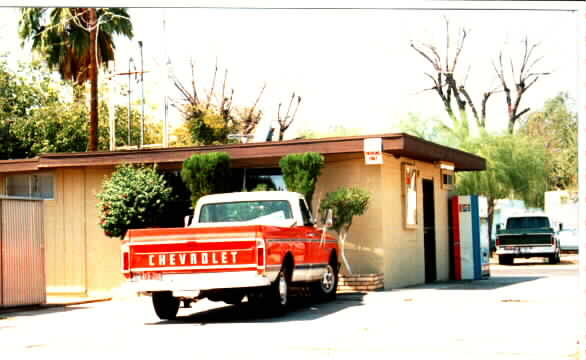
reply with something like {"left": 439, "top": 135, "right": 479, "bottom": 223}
{"left": 0, "top": 133, "right": 485, "bottom": 173}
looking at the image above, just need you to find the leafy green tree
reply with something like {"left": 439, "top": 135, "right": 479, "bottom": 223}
{"left": 99, "top": 105, "right": 163, "bottom": 148}
{"left": 0, "top": 59, "right": 61, "bottom": 159}
{"left": 9, "top": 96, "right": 162, "bottom": 157}
{"left": 456, "top": 132, "right": 549, "bottom": 240}
{"left": 517, "top": 93, "right": 577, "bottom": 190}
{"left": 181, "top": 152, "right": 231, "bottom": 206}
{"left": 97, "top": 164, "right": 173, "bottom": 238}
{"left": 318, "top": 187, "right": 370, "bottom": 274}
{"left": 397, "top": 113, "right": 462, "bottom": 148}
{"left": 171, "top": 61, "right": 267, "bottom": 145}
{"left": 19, "top": 7, "right": 134, "bottom": 150}
{"left": 279, "top": 152, "right": 325, "bottom": 210}
{"left": 184, "top": 104, "right": 237, "bottom": 145}
{"left": 11, "top": 102, "right": 89, "bottom": 156}
{"left": 395, "top": 111, "right": 550, "bottom": 241}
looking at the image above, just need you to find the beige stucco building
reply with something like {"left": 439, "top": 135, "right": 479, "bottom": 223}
{"left": 0, "top": 133, "right": 484, "bottom": 297}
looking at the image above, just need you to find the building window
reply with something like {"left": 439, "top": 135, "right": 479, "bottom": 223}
{"left": 402, "top": 163, "right": 418, "bottom": 229}
{"left": 240, "top": 168, "right": 285, "bottom": 191}
{"left": 441, "top": 169, "right": 455, "bottom": 190}
{"left": 5, "top": 174, "right": 54, "bottom": 199}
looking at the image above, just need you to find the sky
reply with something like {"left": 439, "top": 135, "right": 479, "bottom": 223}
{"left": 0, "top": 2, "right": 581, "bottom": 141}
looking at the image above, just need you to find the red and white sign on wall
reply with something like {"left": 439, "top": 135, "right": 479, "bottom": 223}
{"left": 364, "top": 137, "right": 383, "bottom": 165}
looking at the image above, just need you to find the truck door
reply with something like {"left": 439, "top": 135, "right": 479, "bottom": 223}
{"left": 298, "top": 199, "right": 323, "bottom": 281}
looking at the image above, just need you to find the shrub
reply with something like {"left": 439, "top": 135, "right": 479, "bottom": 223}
{"left": 181, "top": 152, "right": 231, "bottom": 206}
{"left": 318, "top": 187, "right": 370, "bottom": 274}
{"left": 279, "top": 152, "right": 324, "bottom": 209}
{"left": 97, "top": 164, "right": 173, "bottom": 239}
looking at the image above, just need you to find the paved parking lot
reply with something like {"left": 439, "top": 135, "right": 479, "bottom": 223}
{"left": 0, "top": 255, "right": 580, "bottom": 359}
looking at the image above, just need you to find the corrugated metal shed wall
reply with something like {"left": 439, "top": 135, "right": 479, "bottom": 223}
{"left": 0, "top": 198, "right": 45, "bottom": 307}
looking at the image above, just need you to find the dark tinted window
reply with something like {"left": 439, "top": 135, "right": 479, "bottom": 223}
{"left": 507, "top": 216, "right": 550, "bottom": 229}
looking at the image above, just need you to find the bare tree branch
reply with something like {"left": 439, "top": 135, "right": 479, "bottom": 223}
{"left": 277, "top": 92, "right": 302, "bottom": 140}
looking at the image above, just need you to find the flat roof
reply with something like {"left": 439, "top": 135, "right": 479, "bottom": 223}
{"left": 0, "top": 133, "right": 485, "bottom": 173}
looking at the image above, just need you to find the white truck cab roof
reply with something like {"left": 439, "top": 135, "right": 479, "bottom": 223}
{"left": 196, "top": 191, "right": 305, "bottom": 205}
{"left": 189, "top": 191, "right": 313, "bottom": 228}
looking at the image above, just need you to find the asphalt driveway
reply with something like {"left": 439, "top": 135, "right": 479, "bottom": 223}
{"left": 0, "top": 256, "right": 579, "bottom": 359}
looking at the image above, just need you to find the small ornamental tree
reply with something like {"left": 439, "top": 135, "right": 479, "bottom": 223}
{"left": 319, "top": 187, "right": 370, "bottom": 274}
{"left": 279, "top": 152, "right": 324, "bottom": 209}
{"left": 181, "top": 152, "right": 231, "bottom": 206}
{"left": 97, "top": 164, "right": 173, "bottom": 239}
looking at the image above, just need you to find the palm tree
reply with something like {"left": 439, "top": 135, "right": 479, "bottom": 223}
{"left": 18, "top": 8, "right": 133, "bottom": 151}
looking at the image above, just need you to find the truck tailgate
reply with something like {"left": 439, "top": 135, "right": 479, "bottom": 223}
{"left": 124, "top": 226, "right": 261, "bottom": 275}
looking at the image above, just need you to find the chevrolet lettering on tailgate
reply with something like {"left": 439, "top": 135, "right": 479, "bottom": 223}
{"left": 145, "top": 251, "right": 239, "bottom": 267}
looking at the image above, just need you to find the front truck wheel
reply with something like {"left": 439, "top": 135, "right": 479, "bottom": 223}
{"left": 311, "top": 259, "right": 339, "bottom": 301}
{"left": 152, "top": 291, "right": 180, "bottom": 320}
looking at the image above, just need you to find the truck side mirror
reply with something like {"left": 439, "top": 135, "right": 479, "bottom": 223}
{"left": 184, "top": 215, "right": 193, "bottom": 228}
{"left": 496, "top": 224, "right": 501, "bottom": 232}
{"left": 559, "top": 223, "right": 563, "bottom": 231}
{"left": 325, "top": 209, "right": 334, "bottom": 228}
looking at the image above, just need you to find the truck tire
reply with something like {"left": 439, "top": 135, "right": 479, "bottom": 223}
{"left": 498, "top": 255, "right": 513, "bottom": 265}
{"left": 549, "top": 252, "right": 560, "bottom": 264}
{"left": 267, "top": 267, "right": 291, "bottom": 314}
{"left": 224, "top": 294, "right": 244, "bottom": 305}
{"left": 311, "top": 260, "right": 339, "bottom": 301}
{"left": 152, "top": 291, "right": 180, "bottom": 320}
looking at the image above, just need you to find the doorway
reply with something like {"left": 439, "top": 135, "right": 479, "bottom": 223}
{"left": 423, "top": 178, "right": 437, "bottom": 283}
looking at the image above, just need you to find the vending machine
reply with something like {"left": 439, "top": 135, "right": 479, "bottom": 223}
{"left": 450, "top": 195, "right": 490, "bottom": 280}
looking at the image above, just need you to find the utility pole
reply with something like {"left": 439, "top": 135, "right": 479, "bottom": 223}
{"left": 138, "top": 40, "right": 145, "bottom": 148}
{"left": 88, "top": 8, "right": 98, "bottom": 151}
{"left": 128, "top": 57, "right": 135, "bottom": 146}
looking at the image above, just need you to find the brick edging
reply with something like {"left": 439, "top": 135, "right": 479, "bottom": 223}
{"left": 337, "top": 273, "right": 384, "bottom": 293}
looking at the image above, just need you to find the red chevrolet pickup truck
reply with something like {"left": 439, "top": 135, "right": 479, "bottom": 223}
{"left": 121, "top": 191, "right": 339, "bottom": 319}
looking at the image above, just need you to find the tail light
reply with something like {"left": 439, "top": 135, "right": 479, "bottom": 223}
{"left": 256, "top": 236, "right": 266, "bottom": 274}
{"left": 123, "top": 252, "right": 129, "bottom": 271}
{"left": 257, "top": 247, "right": 265, "bottom": 267}
{"left": 496, "top": 238, "right": 500, "bottom": 247}
{"left": 121, "top": 242, "right": 131, "bottom": 278}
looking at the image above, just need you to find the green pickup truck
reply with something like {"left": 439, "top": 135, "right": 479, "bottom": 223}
{"left": 495, "top": 214, "right": 561, "bottom": 265}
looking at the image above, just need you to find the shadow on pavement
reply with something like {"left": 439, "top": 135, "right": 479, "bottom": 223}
{"left": 147, "top": 292, "right": 365, "bottom": 326}
{"left": 0, "top": 304, "right": 91, "bottom": 319}
{"left": 405, "top": 276, "right": 543, "bottom": 291}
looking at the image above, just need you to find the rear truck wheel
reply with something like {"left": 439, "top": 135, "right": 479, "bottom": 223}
{"left": 549, "top": 252, "right": 560, "bottom": 264}
{"left": 224, "top": 294, "right": 244, "bottom": 305}
{"left": 268, "top": 267, "right": 291, "bottom": 314}
{"left": 311, "top": 261, "right": 339, "bottom": 301}
{"left": 152, "top": 291, "right": 180, "bottom": 320}
{"left": 498, "top": 255, "right": 514, "bottom": 265}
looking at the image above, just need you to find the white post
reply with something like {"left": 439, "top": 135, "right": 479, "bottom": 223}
{"left": 109, "top": 73, "right": 116, "bottom": 151}
{"left": 577, "top": 4, "right": 586, "bottom": 360}
{"left": 339, "top": 232, "right": 352, "bottom": 275}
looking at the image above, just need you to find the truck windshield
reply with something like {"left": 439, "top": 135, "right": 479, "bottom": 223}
{"left": 199, "top": 200, "right": 294, "bottom": 223}
{"left": 506, "top": 216, "right": 550, "bottom": 229}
